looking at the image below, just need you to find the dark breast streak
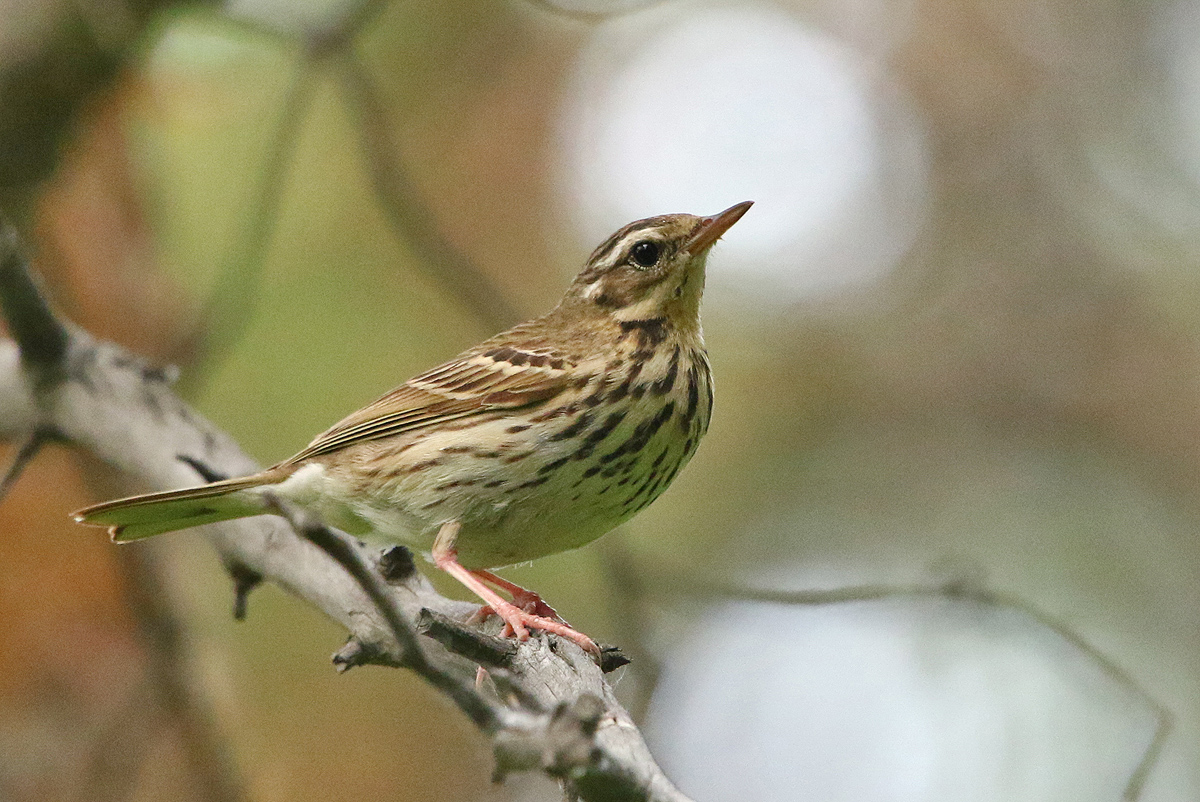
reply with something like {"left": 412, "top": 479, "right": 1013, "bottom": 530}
{"left": 540, "top": 340, "right": 711, "bottom": 519}
{"left": 621, "top": 349, "right": 711, "bottom": 515}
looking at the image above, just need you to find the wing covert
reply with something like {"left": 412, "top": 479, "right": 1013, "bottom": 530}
{"left": 283, "top": 344, "right": 575, "bottom": 464}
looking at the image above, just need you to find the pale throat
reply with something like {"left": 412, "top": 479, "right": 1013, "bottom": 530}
{"left": 611, "top": 263, "right": 706, "bottom": 333}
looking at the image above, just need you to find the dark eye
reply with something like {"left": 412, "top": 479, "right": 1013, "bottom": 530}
{"left": 629, "top": 240, "right": 661, "bottom": 268}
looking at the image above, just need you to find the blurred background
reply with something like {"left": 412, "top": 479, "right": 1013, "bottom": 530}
{"left": 1, "top": 0, "right": 1198, "bottom": 799}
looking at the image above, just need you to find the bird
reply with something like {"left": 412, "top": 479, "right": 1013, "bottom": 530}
{"left": 74, "top": 201, "right": 752, "bottom": 654}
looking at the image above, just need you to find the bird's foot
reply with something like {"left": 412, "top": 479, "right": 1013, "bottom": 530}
{"left": 432, "top": 526, "right": 599, "bottom": 656}
{"left": 465, "top": 567, "right": 564, "bottom": 620}
{"left": 501, "top": 584, "right": 562, "bottom": 621}
{"left": 472, "top": 600, "right": 599, "bottom": 656}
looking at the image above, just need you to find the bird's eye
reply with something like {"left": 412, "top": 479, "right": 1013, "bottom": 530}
{"left": 629, "top": 240, "right": 661, "bottom": 268}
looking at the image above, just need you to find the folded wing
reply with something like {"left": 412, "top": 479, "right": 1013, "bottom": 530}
{"left": 284, "top": 344, "right": 574, "bottom": 464}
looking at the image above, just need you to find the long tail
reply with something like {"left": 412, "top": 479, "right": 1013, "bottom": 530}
{"left": 73, "top": 473, "right": 282, "bottom": 542}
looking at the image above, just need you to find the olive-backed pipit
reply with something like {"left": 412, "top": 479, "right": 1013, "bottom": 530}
{"left": 75, "top": 201, "right": 753, "bottom": 653}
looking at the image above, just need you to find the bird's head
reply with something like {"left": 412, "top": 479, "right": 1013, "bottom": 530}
{"left": 564, "top": 201, "right": 752, "bottom": 327}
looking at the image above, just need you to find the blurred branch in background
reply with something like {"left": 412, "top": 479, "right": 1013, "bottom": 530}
{"left": 0, "top": 0, "right": 169, "bottom": 199}
{"left": 184, "top": 54, "right": 317, "bottom": 391}
{"left": 189, "top": 0, "right": 521, "bottom": 388}
{"left": 644, "top": 568, "right": 1171, "bottom": 801}
{"left": 0, "top": 0, "right": 521, "bottom": 367}
{"left": 112, "top": 545, "right": 243, "bottom": 802}
{"left": 335, "top": 47, "right": 521, "bottom": 330}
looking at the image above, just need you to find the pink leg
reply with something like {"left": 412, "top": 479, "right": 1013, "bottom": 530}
{"left": 472, "top": 569, "right": 562, "bottom": 621}
{"left": 432, "top": 522, "right": 599, "bottom": 655}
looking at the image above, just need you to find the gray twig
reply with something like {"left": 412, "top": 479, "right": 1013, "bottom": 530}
{"left": 261, "top": 493, "right": 502, "bottom": 733}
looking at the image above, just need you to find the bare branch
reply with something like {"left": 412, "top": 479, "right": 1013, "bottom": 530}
{"left": 261, "top": 493, "right": 502, "bottom": 732}
{"left": 0, "top": 221, "right": 693, "bottom": 801}
{"left": 419, "top": 608, "right": 520, "bottom": 668}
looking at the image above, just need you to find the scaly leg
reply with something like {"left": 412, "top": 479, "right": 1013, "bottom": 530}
{"left": 432, "top": 521, "right": 599, "bottom": 655}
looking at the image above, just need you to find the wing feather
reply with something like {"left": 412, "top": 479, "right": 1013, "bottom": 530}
{"left": 283, "top": 344, "right": 574, "bottom": 464}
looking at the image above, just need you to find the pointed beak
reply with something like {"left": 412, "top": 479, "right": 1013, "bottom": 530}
{"left": 686, "top": 201, "right": 753, "bottom": 254}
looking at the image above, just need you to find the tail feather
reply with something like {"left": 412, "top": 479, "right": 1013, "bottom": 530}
{"left": 74, "top": 474, "right": 277, "bottom": 541}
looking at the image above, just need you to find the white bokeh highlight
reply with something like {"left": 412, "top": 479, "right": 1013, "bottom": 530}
{"left": 532, "top": 0, "right": 662, "bottom": 16}
{"left": 646, "top": 599, "right": 1160, "bottom": 802}
{"left": 1160, "top": 0, "right": 1200, "bottom": 203}
{"left": 557, "top": 2, "right": 928, "bottom": 300}
{"left": 226, "top": 0, "right": 363, "bottom": 35}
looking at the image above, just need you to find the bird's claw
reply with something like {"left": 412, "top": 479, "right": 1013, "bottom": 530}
{"left": 472, "top": 600, "right": 600, "bottom": 656}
